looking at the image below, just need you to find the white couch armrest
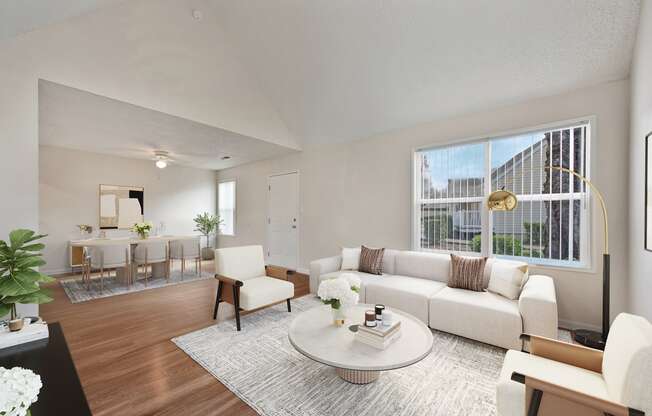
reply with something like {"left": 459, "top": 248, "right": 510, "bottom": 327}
{"left": 519, "top": 275, "right": 558, "bottom": 342}
{"left": 309, "top": 255, "right": 342, "bottom": 293}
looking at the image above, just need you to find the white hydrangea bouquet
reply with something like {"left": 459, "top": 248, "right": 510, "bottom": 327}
{"left": 317, "top": 273, "right": 361, "bottom": 326}
{"left": 132, "top": 221, "right": 154, "bottom": 239}
{"left": 0, "top": 367, "right": 43, "bottom": 416}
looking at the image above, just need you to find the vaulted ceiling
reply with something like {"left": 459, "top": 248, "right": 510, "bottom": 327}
{"left": 1, "top": 0, "right": 643, "bottom": 155}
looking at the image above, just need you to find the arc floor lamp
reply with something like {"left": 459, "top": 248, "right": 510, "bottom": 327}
{"left": 487, "top": 166, "right": 609, "bottom": 350}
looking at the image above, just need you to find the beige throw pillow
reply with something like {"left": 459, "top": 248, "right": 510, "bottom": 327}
{"left": 448, "top": 254, "right": 487, "bottom": 292}
{"left": 341, "top": 247, "right": 361, "bottom": 270}
{"left": 487, "top": 261, "right": 529, "bottom": 300}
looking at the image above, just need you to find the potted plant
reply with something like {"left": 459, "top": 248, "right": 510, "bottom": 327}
{"left": 132, "top": 221, "right": 153, "bottom": 239}
{"left": 193, "top": 213, "right": 223, "bottom": 260}
{"left": 0, "top": 230, "right": 54, "bottom": 332}
{"left": 317, "top": 273, "right": 360, "bottom": 326}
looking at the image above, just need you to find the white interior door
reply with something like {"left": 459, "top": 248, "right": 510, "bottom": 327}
{"left": 267, "top": 172, "right": 299, "bottom": 269}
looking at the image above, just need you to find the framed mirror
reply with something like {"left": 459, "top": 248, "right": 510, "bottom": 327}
{"left": 646, "top": 132, "right": 652, "bottom": 251}
{"left": 99, "top": 184, "right": 144, "bottom": 229}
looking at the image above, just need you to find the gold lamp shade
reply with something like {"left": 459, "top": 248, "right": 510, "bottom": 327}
{"left": 487, "top": 189, "right": 518, "bottom": 211}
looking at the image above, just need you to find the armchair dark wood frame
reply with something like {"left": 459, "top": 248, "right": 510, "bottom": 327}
{"left": 513, "top": 334, "right": 645, "bottom": 416}
{"left": 212, "top": 265, "right": 295, "bottom": 331}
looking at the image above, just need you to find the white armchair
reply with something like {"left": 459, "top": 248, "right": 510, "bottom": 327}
{"left": 497, "top": 313, "right": 652, "bottom": 416}
{"left": 213, "top": 245, "right": 294, "bottom": 331}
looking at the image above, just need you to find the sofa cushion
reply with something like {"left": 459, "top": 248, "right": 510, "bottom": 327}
{"left": 341, "top": 247, "right": 361, "bottom": 270}
{"left": 394, "top": 251, "right": 451, "bottom": 283}
{"left": 319, "top": 270, "right": 381, "bottom": 301}
{"left": 365, "top": 276, "right": 446, "bottom": 324}
{"left": 381, "top": 249, "right": 400, "bottom": 275}
{"left": 429, "top": 287, "right": 522, "bottom": 350}
{"left": 239, "top": 276, "right": 294, "bottom": 311}
{"left": 448, "top": 254, "right": 487, "bottom": 291}
{"left": 215, "top": 245, "right": 266, "bottom": 281}
{"left": 497, "top": 350, "right": 609, "bottom": 416}
{"left": 487, "top": 260, "right": 529, "bottom": 300}
{"left": 359, "top": 245, "right": 385, "bottom": 275}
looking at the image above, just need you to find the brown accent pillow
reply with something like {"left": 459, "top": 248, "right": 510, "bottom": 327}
{"left": 448, "top": 254, "right": 487, "bottom": 292}
{"left": 358, "top": 245, "right": 385, "bottom": 275}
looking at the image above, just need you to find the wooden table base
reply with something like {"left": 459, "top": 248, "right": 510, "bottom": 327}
{"left": 335, "top": 368, "right": 380, "bottom": 384}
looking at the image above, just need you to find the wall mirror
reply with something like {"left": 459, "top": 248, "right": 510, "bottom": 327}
{"left": 99, "top": 184, "right": 144, "bottom": 229}
{"left": 646, "top": 132, "right": 652, "bottom": 251}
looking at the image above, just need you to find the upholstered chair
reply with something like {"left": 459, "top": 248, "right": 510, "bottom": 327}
{"left": 87, "top": 244, "right": 130, "bottom": 293}
{"left": 213, "top": 245, "right": 294, "bottom": 331}
{"left": 169, "top": 238, "right": 201, "bottom": 279}
{"left": 133, "top": 241, "right": 169, "bottom": 285}
{"left": 497, "top": 313, "right": 652, "bottom": 416}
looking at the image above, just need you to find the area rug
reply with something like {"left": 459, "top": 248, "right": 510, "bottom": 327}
{"left": 60, "top": 269, "right": 213, "bottom": 303}
{"left": 173, "top": 296, "right": 506, "bottom": 416}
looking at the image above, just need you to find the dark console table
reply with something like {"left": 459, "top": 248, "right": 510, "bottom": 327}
{"left": 0, "top": 323, "right": 91, "bottom": 415}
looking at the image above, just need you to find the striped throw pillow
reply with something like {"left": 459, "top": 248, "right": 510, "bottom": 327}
{"left": 448, "top": 254, "right": 487, "bottom": 292}
{"left": 358, "top": 245, "right": 385, "bottom": 275}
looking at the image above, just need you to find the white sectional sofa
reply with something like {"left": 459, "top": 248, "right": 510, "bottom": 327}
{"left": 310, "top": 249, "right": 558, "bottom": 350}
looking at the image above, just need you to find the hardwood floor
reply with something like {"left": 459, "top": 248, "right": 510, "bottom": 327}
{"left": 40, "top": 261, "right": 310, "bottom": 415}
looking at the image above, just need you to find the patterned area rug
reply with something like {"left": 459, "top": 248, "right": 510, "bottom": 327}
{"left": 173, "top": 296, "right": 506, "bottom": 416}
{"left": 60, "top": 269, "right": 213, "bottom": 303}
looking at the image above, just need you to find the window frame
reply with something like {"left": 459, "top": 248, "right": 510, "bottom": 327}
{"left": 217, "top": 179, "right": 236, "bottom": 236}
{"left": 411, "top": 116, "right": 595, "bottom": 271}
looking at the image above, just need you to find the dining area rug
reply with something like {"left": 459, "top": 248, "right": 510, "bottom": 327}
{"left": 60, "top": 268, "right": 213, "bottom": 303}
{"left": 172, "top": 296, "right": 506, "bottom": 416}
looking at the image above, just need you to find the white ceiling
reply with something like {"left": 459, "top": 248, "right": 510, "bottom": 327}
{"left": 211, "top": 0, "right": 641, "bottom": 144}
{"left": 38, "top": 80, "right": 297, "bottom": 170}
{"left": 0, "top": 0, "right": 126, "bottom": 41}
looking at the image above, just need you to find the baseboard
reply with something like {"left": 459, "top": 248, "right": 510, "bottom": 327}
{"left": 558, "top": 319, "right": 601, "bottom": 332}
{"left": 41, "top": 267, "right": 74, "bottom": 277}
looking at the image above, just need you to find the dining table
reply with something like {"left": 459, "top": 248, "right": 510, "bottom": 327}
{"left": 69, "top": 235, "right": 199, "bottom": 283}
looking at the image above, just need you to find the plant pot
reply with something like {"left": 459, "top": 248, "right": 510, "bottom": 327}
{"left": 8, "top": 319, "right": 24, "bottom": 332}
{"left": 331, "top": 307, "right": 346, "bottom": 327}
{"left": 201, "top": 247, "right": 214, "bottom": 260}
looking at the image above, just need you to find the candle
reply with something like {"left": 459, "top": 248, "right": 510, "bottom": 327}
{"left": 381, "top": 310, "right": 393, "bottom": 326}
{"left": 365, "top": 310, "right": 377, "bottom": 327}
{"left": 375, "top": 304, "right": 385, "bottom": 321}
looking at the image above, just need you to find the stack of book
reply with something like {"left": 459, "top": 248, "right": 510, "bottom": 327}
{"left": 355, "top": 320, "right": 401, "bottom": 350}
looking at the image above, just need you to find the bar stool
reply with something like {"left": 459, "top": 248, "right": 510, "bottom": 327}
{"left": 169, "top": 238, "right": 201, "bottom": 280}
{"left": 86, "top": 245, "right": 131, "bottom": 293}
{"left": 133, "top": 241, "right": 169, "bottom": 285}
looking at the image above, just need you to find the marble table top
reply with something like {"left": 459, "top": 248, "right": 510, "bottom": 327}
{"left": 288, "top": 304, "right": 433, "bottom": 371}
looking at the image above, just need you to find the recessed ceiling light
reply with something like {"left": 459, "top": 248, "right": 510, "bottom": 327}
{"left": 221, "top": 156, "right": 231, "bottom": 160}
{"left": 192, "top": 9, "right": 203, "bottom": 21}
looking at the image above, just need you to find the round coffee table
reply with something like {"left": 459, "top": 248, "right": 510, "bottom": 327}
{"left": 288, "top": 304, "right": 433, "bottom": 384}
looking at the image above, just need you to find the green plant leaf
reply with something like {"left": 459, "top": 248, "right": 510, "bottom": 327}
{"left": 21, "top": 243, "right": 45, "bottom": 252}
{"left": 0, "top": 277, "right": 39, "bottom": 297}
{"left": 0, "top": 303, "right": 10, "bottom": 317}
{"left": 9, "top": 229, "right": 35, "bottom": 248}
{"left": 2, "top": 289, "right": 53, "bottom": 305}
{"left": 15, "top": 256, "right": 46, "bottom": 269}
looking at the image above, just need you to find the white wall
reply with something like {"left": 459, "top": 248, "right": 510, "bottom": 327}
{"left": 628, "top": 2, "right": 652, "bottom": 321}
{"left": 39, "top": 146, "right": 216, "bottom": 275}
{"left": 216, "top": 80, "right": 630, "bottom": 329}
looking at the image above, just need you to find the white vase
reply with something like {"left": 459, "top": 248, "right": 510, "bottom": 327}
{"left": 331, "top": 306, "right": 346, "bottom": 327}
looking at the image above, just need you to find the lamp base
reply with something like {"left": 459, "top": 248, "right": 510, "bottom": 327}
{"left": 571, "top": 329, "right": 606, "bottom": 350}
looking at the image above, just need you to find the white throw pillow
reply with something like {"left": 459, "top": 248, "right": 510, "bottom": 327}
{"left": 341, "top": 247, "right": 361, "bottom": 271}
{"left": 487, "top": 261, "right": 529, "bottom": 300}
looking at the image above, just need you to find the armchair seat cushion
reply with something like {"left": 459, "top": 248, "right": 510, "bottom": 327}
{"left": 429, "top": 287, "right": 522, "bottom": 350}
{"left": 497, "top": 350, "right": 609, "bottom": 416}
{"left": 239, "top": 277, "right": 294, "bottom": 311}
{"left": 365, "top": 276, "right": 446, "bottom": 324}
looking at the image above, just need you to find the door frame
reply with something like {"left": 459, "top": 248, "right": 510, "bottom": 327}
{"left": 266, "top": 170, "right": 300, "bottom": 270}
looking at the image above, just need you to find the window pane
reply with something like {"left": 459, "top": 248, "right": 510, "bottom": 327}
{"left": 490, "top": 123, "right": 587, "bottom": 265}
{"left": 218, "top": 181, "right": 235, "bottom": 235}
{"left": 417, "top": 142, "right": 484, "bottom": 253}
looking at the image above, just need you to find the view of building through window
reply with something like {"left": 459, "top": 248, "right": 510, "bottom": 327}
{"left": 415, "top": 121, "right": 590, "bottom": 266}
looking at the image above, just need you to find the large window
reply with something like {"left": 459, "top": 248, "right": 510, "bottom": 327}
{"left": 218, "top": 180, "right": 236, "bottom": 236}
{"left": 414, "top": 120, "right": 591, "bottom": 268}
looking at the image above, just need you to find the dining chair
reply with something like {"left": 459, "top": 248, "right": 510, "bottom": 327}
{"left": 169, "top": 238, "right": 201, "bottom": 279}
{"left": 86, "top": 244, "right": 131, "bottom": 293}
{"left": 133, "top": 241, "right": 169, "bottom": 286}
